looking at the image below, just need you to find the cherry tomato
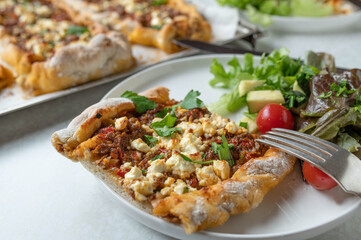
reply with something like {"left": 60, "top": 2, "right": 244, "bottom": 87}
{"left": 256, "top": 104, "right": 294, "bottom": 134}
{"left": 302, "top": 162, "right": 338, "bottom": 190}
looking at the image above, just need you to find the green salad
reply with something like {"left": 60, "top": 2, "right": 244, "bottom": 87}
{"left": 208, "top": 48, "right": 361, "bottom": 156}
{"left": 217, "top": 0, "right": 338, "bottom": 26}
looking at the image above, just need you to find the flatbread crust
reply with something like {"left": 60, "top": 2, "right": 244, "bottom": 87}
{"left": 51, "top": 87, "right": 296, "bottom": 233}
{"left": 0, "top": 63, "right": 14, "bottom": 89}
{"left": 0, "top": 1, "right": 134, "bottom": 96}
{"left": 0, "top": 28, "right": 134, "bottom": 96}
{"left": 52, "top": 0, "right": 212, "bottom": 53}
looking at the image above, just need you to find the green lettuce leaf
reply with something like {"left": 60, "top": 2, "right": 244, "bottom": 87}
{"left": 291, "top": 0, "right": 333, "bottom": 17}
{"left": 336, "top": 132, "right": 361, "bottom": 152}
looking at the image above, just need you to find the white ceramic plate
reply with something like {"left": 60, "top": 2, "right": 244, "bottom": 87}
{"left": 268, "top": 11, "right": 361, "bottom": 33}
{"left": 102, "top": 54, "right": 361, "bottom": 240}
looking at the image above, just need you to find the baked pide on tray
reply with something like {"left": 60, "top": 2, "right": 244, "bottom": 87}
{"left": 52, "top": 87, "right": 296, "bottom": 233}
{"left": 51, "top": 0, "right": 212, "bottom": 53}
{"left": 0, "top": 0, "right": 134, "bottom": 96}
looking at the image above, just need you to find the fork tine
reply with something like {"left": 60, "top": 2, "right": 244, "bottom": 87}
{"left": 271, "top": 128, "right": 339, "bottom": 151}
{"left": 261, "top": 134, "right": 330, "bottom": 162}
{"left": 267, "top": 131, "right": 334, "bottom": 156}
{"left": 256, "top": 139, "right": 323, "bottom": 170}
{"left": 256, "top": 139, "right": 327, "bottom": 170}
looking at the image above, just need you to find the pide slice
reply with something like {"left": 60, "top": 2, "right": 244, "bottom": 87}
{"left": 51, "top": 87, "right": 296, "bottom": 233}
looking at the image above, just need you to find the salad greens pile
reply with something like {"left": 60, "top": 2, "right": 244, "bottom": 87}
{"left": 208, "top": 48, "right": 318, "bottom": 115}
{"left": 217, "top": 0, "right": 335, "bottom": 26}
{"left": 208, "top": 48, "right": 361, "bottom": 156}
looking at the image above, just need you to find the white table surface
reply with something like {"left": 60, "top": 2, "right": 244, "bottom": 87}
{"left": 1, "top": 24, "right": 361, "bottom": 240}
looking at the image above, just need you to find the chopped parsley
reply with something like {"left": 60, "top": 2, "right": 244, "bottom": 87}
{"left": 141, "top": 169, "right": 146, "bottom": 175}
{"left": 121, "top": 91, "right": 157, "bottom": 113}
{"left": 178, "top": 90, "right": 205, "bottom": 110}
{"left": 150, "top": 114, "right": 181, "bottom": 137}
{"left": 183, "top": 186, "right": 190, "bottom": 193}
{"left": 179, "top": 153, "right": 214, "bottom": 165}
{"left": 66, "top": 25, "right": 89, "bottom": 36}
{"left": 156, "top": 107, "right": 172, "bottom": 118}
{"left": 152, "top": 0, "right": 167, "bottom": 6}
{"left": 319, "top": 79, "right": 359, "bottom": 99}
{"left": 144, "top": 135, "right": 158, "bottom": 147}
{"left": 239, "top": 122, "right": 248, "bottom": 128}
{"left": 152, "top": 154, "right": 165, "bottom": 161}
{"left": 211, "top": 134, "right": 234, "bottom": 167}
{"left": 318, "top": 91, "right": 332, "bottom": 99}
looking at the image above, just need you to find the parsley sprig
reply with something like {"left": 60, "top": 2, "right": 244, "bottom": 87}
{"left": 211, "top": 134, "right": 234, "bottom": 167}
{"left": 121, "top": 91, "right": 157, "bottom": 113}
{"left": 150, "top": 114, "right": 181, "bottom": 137}
{"left": 144, "top": 135, "right": 158, "bottom": 147}
{"left": 179, "top": 153, "right": 214, "bottom": 165}
{"left": 156, "top": 90, "right": 205, "bottom": 118}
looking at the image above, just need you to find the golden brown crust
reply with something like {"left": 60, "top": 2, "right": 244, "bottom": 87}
{"left": 0, "top": 27, "right": 134, "bottom": 96}
{"left": 51, "top": 87, "right": 169, "bottom": 159}
{"left": 51, "top": 87, "right": 296, "bottom": 234}
{"left": 0, "top": 63, "right": 15, "bottom": 90}
{"left": 52, "top": 0, "right": 212, "bottom": 53}
{"left": 153, "top": 148, "right": 296, "bottom": 233}
{"left": 18, "top": 32, "right": 134, "bottom": 96}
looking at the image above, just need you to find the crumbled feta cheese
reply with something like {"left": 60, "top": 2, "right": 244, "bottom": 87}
{"left": 160, "top": 187, "right": 171, "bottom": 196}
{"left": 158, "top": 136, "right": 180, "bottom": 151}
{"left": 148, "top": 159, "right": 167, "bottom": 173}
{"left": 164, "top": 177, "right": 175, "bottom": 187}
{"left": 114, "top": 116, "right": 128, "bottom": 131}
{"left": 165, "top": 153, "right": 196, "bottom": 178}
{"left": 131, "top": 138, "right": 150, "bottom": 153}
{"left": 202, "top": 121, "right": 217, "bottom": 138}
{"left": 124, "top": 166, "right": 143, "bottom": 180}
{"left": 176, "top": 122, "right": 203, "bottom": 137}
{"left": 131, "top": 180, "right": 153, "bottom": 196}
{"left": 179, "top": 133, "right": 204, "bottom": 153}
{"left": 210, "top": 113, "right": 229, "bottom": 128}
{"left": 196, "top": 166, "right": 220, "bottom": 187}
{"left": 173, "top": 180, "right": 188, "bottom": 195}
{"left": 213, "top": 160, "right": 231, "bottom": 180}
{"left": 225, "top": 121, "right": 239, "bottom": 134}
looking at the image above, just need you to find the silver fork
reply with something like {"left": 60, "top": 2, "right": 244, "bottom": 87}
{"left": 256, "top": 128, "right": 361, "bottom": 197}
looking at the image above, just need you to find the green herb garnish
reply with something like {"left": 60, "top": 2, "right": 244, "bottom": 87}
{"left": 66, "top": 25, "right": 89, "bottom": 36}
{"left": 141, "top": 169, "right": 146, "bottom": 175}
{"left": 211, "top": 134, "right": 234, "bottom": 167}
{"left": 152, "top": 154, "right": 165, "bottom": 161}
{"left": 239, "top": 122, "right": 248, "bottom": 128}
{"left": 156, "top": 108, "right": 172, "bottom": 118}
{"left": 183, "top": 186, "right": 190, "bottom": 193}
{"left": 150, "top": 114, "right": 181, "bottom": 137}
{"left": 179, "top": 153, "right": 214, "bottom": 165}
{"left": 178, "top": 90, "right": 205, "bottom": 110}
{"left": 151, "top": 25, "right": 163, "bottom": 30}
{"left": 318, "top": 91, "right": 332, "bottom": 99}
{"left": 121, "top": 91, "right": 156, "bottom": 113}
{"left": 152, "top": 0, "right": 167, "bottom": 6}
{"left": 144, "top": 135, "right": 158, "bottom": 147}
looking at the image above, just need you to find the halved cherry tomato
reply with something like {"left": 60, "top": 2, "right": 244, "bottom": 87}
{"left": 302, "top": 162, "right": 338, "bottom": 190}
{"left": 256, "top": 104, "right": 294, "bottom": 134}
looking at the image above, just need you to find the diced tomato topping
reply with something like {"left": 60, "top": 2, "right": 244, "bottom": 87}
{"left": 99, "top": 126, "right": 114, "bottom": 134}
{"left": 117, "top": 168, "right": 130, "bottom": 178}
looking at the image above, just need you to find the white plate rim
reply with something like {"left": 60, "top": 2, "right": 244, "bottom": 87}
{"left": 102, "top": 54, "right": 361, "bottom": 239}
